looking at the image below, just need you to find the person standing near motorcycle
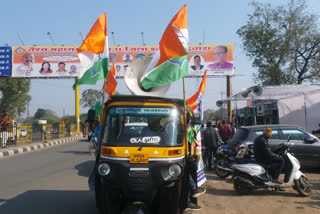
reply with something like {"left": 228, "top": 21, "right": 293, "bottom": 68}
{"left": 203, "top": 120, "right": 221, "bottom": 170}
{"left": 253, "top": 128, "right": 285, "bottom": 184}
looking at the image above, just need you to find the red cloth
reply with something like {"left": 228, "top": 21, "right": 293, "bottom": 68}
{"left": 219, "top": 124, "right": 232, "bottom": 141}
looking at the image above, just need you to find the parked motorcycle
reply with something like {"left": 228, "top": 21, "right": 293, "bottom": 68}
{"left": 231, "top": 137, "right": 312, "bottom": 196}
{"left": 88, "top": 131, "right": 93, "bottom": 142}
{"left": 215, "top": 142, "right": 254, "bottom": 178}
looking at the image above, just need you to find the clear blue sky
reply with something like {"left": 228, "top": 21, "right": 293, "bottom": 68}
{"left": 1, "top": 0, "right": 320, "bottom": 117}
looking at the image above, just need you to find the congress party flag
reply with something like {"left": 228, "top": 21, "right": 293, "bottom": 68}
{"left": 91, "top": 101, "right": 102, "bottom": 115}
{"left": 140, "top": 4, "right": 189, "bottom": 90}
{"left": 187, "top": 71, "right": 207, "bottom": 111}
{"left": 105, "top": 63, "right": 117, "bottom": 99}
{"left": 73, "top": 13, "right": 108, "bottom": 89}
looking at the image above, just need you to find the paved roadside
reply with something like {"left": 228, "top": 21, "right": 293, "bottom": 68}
{"left": 0, "top": 135, "right": 84, "bottom": 159}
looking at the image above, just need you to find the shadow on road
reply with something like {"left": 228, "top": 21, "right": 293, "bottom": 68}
{"left": 74, "top": 160, "right": 95, "bottom": 177}
{"left": 79, "top": 139, "right": 89, "bottom": 143}
{"left": 62, "top": 151, "right": 90, "bottom": 155}
{"left": 0, "top": 190, "right": 99, "bottom": 214}
{"left": 295, "top": 196, "right": 320, "bottom": 209}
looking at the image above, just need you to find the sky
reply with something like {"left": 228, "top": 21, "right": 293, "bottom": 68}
{"left": 1, "top": 0, "right": 320, "bottom": 118}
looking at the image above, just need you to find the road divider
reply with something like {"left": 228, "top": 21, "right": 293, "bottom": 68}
{"left": 0, "top": 136, "right": 83, "bottom": 159}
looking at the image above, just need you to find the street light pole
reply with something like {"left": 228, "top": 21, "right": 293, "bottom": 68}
{"left": 47, "top": 32, "right": 56, "bottom": 46}
{"left": 252, "top": 95, "right": 257, "bottom": 125}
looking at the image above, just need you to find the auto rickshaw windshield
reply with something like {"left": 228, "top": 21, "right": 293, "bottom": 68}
{"left": 102, "top": 106, "right": 183, "bottom": 146}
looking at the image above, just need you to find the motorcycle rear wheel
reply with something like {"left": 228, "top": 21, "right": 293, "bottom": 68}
{"left": 233, "top": 177, "right": 253, "bottom": 195}
{"left": 215, "top": 158, "right": 231, "bottom": 178}
{"left": 294, "top": 176, "right": 312, "bottom": 197}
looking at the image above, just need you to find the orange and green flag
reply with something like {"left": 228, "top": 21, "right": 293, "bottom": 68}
{"left": 73, "top": 13, "right": 108, "bottom": 89}
{"left": 105, "top": 63, "right": 117, "bottom": 99}
{"left": 187, "top": 71, "right": 207, "bottom": 111}
{"left": 140, "top": 4, "right": 189, "bottom": 90}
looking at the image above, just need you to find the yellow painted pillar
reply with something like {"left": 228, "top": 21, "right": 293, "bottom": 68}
{"left": 75, "top": 78, "right": 80, "bottom": 132}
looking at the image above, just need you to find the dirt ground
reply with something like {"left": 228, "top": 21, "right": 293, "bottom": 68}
{"left": 196, "top": 169, "right": 320, "bottom": 214}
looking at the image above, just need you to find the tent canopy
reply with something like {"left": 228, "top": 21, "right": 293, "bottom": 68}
{"left": 222, "top": 85, "right": 320, "bottom": 102}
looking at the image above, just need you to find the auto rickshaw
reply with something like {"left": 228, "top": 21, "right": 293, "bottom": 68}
{"left": 93, "top": 95, "right": 192, "bottom": 214}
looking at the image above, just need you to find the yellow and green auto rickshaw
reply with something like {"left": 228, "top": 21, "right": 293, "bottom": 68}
{"left": 93, "top": 95, "right": 192, "bottom": 214}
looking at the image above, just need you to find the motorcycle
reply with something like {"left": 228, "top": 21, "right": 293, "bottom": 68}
{"left": 215, "top": 142, "right": 254, "bottom": 178}
{"left": 231, "top": 136, "right": 312, "bottom": 196}
{"left": 88, "top": 131, "right": 93, "bottom": 142}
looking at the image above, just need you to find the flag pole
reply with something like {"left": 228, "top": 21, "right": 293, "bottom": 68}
{"left": 183, "top": 77, "right": 189, "bottom": 155}
{"left": 101, "top": 79, "right": 106, "bottom": 121}
{"left": 75, "top": 77, "right": 80, "bottom": 132}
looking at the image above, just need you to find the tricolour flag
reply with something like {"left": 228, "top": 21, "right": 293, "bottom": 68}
{"left": 140, "top": 4, "right": 189, "bottom": 90}
{"left": 105, "top": 63, "right": 117, "bottom": 100}
{"left": 73, "top": 13, "right": 108, "bottom": 89}
{"left": 187, "top": 71, "right": 207, "bottom": 111}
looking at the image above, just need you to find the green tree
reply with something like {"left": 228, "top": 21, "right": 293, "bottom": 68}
{"left": 32, "top": 108, "right": 60, "bottom": 131}
{"left": 0, "top": 79, "right": 31, "bottom": 117}
{"left": 33, "top": 108, "right": 60, "bottom": 123}
{"left": 80, "top": 89, "right": 100, "bottom": 108}
{"left": 237, "top": 0, "right": 320, "bottom": 85}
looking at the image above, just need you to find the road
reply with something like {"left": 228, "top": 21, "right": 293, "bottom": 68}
{"left": 0, "top": 139, "right": 319, "bottom": 214}
{"left": 0, "top": 139, "right": 99, "bottom": 214}
{"left": 199, "top": 170, "right": 320, "bottom": 214}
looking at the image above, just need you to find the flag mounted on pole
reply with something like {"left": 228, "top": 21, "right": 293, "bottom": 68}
{"left": 105, "top": 63, "right": 117, "bottom": 100}
{"left": 73, "top": 13, "right": 108, "bottom": 89}
{"left": 91, "top": 101, "right": 102, "bottom": 115}
{"left": 140, "top": 4, "right": 189, "bottom": 90}
{"left": 187, "top": 71, "right": 207, "bottom": 111}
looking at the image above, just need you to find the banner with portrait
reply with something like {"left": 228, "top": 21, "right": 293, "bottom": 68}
{"left": 108, "top": 44, "right": 234, "bottom": 77}
{"left": 188, "top": 44, "right": 234, "bottom": 76}
{"left": 12, "top": 46, "right": 81, "bottom": 78}
{"left": 9, "top": 44, "right": 233, "bottom": 78}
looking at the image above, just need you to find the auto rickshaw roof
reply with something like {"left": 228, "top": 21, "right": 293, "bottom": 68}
{"left": 106, "top": 95, "right": 185, "bottom": 108}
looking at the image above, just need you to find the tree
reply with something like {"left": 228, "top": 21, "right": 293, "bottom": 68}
{"left": 32, "top": 108, "right": 60, "bottom": 131}
{"left": 0, "top": 79, "right": 31, "bottom": 117}
{"left": 80, "top": 89, "right": 100, "bottom": 108}
{"left": 237, "top": 0, "right": 320, "bottom": 85}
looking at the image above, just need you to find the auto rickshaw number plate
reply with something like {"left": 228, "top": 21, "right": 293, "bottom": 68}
{"left": 130, "top": 153, "right": 149, "bottom": 163}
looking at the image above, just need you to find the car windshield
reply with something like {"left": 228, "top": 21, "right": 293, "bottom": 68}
{"left": 232, "top": 128, "right": 251, "bottom": 142}
{"left": 102, "top": 106, "right": 183, "bottom": 146}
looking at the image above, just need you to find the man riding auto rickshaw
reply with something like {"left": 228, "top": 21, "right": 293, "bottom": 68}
{"left": 91, "top": 95, "right": 203, "bottom": 214}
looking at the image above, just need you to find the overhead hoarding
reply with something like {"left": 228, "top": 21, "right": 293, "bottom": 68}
{"left": 12, "top": 46, "right": 81, "bottom": 78}
{"left": 7, "top": 44, "right": 233, "bottom": 78}
{"left": 0, "top": 47, "right": 12, "bottom": 77}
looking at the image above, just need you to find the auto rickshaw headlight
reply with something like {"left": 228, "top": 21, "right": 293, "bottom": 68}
{"left": 98, "top": 163, "right": 111, "bottom": 176}
{"left": 168, "top": 164, "right": 181, "bottom": 178}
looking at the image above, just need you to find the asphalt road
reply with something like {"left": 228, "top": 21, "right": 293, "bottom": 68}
{"left": 0, "top": 139, "right": 99, "bottom": 214}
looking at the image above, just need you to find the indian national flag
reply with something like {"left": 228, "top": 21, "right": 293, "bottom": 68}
{"left": 73, "top": 13, "right": 108, "bottom": 89}
{"left": 140, "top": 4, "right": 189, "bottom": 90}
{"left": 187, "top": 71, "right": 207, "bottom": 111}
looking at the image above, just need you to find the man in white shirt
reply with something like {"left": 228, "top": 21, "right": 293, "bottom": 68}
{"left": 16, "top": 52, "right": 34, "bottom": 76}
